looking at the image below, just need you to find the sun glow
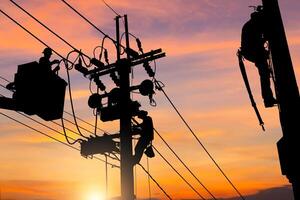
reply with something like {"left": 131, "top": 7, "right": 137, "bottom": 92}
{"left": 87, "top": 192, "right": 105, "bottom": 200}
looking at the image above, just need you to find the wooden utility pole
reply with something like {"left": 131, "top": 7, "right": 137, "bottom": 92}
{"left": 262, "top": 0, "right": 300, "bottom": 199}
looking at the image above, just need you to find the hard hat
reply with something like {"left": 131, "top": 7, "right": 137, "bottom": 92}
{"left": 43, "top": 47, "right": 52, "bottom": 55}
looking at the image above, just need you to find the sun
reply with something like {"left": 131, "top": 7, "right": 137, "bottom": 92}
{"left": 87, "top": 192, "right": 105, "bottom": 200}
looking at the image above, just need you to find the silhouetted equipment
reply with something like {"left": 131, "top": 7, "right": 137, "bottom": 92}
{"left": 0, "top": 61, "right": 67, "bottom": 121}
{"left": 240, "top": 5, "right": 277, "bottom": 108}
{"left": 237, "top": 50, "right": 265, "bottom": 131}
{"left": 81, "top": 133, "right": 119, "bottom": 157}
{"left": 75, "top": 58, "right": 89, "bottom": 76}
{"left": 77, "top": 15, "right": 165, "bottom": 200}
{"left": 240, "top": 1, "right": 300, "bottom": 199}
{"left": 100, "top": 100, "right": 141, "bottom": 122}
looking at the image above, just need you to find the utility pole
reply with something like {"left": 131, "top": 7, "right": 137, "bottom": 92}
{"left": 117, "top": 15, "right": 135, "bottom": 200}
{"left": 80, "top": 15, "right": 165, "bottom": 200}
{"left": 262, "top": 0, "right": 300, "bottom": 199}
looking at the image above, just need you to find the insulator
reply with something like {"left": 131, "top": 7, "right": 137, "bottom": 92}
{"left": 104, "top": 49, "right": 109, "bottom": 64}
{"left": 143, "top": 62, "right": 155, "bottom": 77}
{"left": 110, "top": 72, "right": 120, "bottom": 87}
{"left": 75, "top": 58, "right": 88, "bottom": 75}
{"left": 94, "top": 77, "right": 106, "bottom": 91}
{"left": 136, "top": 38, "right": 143, "bottom": 53}
{"left": 126, "top": 48, "right": 139, "bottom": 58}
{"left": 91, "top": 58, "right": 105, "bottom": 68}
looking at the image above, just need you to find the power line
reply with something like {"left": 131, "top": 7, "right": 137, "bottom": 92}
{"left": 102, "top": 0, "right": 121, "bottom": 17}
{"left": 9, "top": 0, "right": 93, "bottom": 63}
{"left": 59, "top": 0, "right": 117, "bottom": 45}
{"left": 9, "top": 0, "right": 87, "bottom": 57}
{"left": 156, "top": 84, "right": 246, "bottom": 200}
{"left": 0, "top": 7, "right": 91, "bottom": 141}
{"left": 132, "top": 117, "right": 217, "bottom": 199}
{"left": 152, "top": 145, "right": 206, "bottom": 200}
{"left": 138, "top": 164, "right": 172, "bottom": 200}
{"left": 0, "top": 106, "right": 119, "bottom": 168}
{"left": 64, "top": 110, "right": 109, "bottom": 134}
{"left": 154, "top": 128, "right": 218, "bottom": 200}
{"left": 0, "top": 9, "right": 73, "bottom": 66}
{"left": 0, "top": 90, "right": 172, "bottom": 199}
{"left": 0, "top": 109, "right": 174, "bottom": 200}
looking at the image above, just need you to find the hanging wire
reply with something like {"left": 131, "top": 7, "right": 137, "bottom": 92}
{"left": 102, "top": 0, "right": 121, "bottom": 17}
{"left": 153, "top": 128, "right": 217, "bottom": 200}
{"left": 132, "top": 118, "right": 216, "bottom": 199}
{"left": 138, "top": 164, "right": 172, "bottom": 200}
{"left": 0, "top": 110, "right": 119, "bottom": 168}
{"left": 105, "top": 155, "right": 108, "bottom": 199}
{"left": 0, "top": 9, "right": 73, "bottom": 66}
{"left": 147, "top": 157, "right": 152, "bottom": 200}
{"left": 154, "top": 79, "right": 246, "bottom": 200}
{"left": 152, "top": 145, "right": 206, "bottom": 200}
{"left": 9, "top": 0, "right": 93, "bottom": 65}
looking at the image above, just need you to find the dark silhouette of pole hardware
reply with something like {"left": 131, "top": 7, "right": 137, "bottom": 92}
{"left": 237, "top": 50, "right": 265, "bottom": 131}
{"left": 239, "top": 1, "right": 300, "bottom": 199}
{"left": 76, "top": 15, "right": 165, "bottom": 200}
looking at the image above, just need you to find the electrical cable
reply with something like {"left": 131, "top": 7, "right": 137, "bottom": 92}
{"left": 64, "top": 60, "right": 90, "bottom": 140}
{"left": 0, "top": 76, "right": 10, "bottom": 83}
{"left": 132, "top": 117, "right": 217, "bottom": 199}
{"left": 64, "top": 110, "right": 109, "bottom": 134}
{"left": 0, "top": 110, "right": 80, "bottom": 150}
{"left": 138, "top": 164, "right": 172, "bottom": 200}
{"left": 152, "top": 145, "right": 206, "bottom": 200}
{"left": 0, "top": 100, "right": 119, "bottom": 168}
{"left": 102, "top": 0, "right": 121, "bottom": 17}
{"left": 9, "top": 0, "right": 91, "bottom": 62}
{"left": 0, "top": 9, "right": 74, "bottom": 66}
{"left": 147, "top": 157, "right": 152, "bottom": 200}
{"left": 154, "top": 128, "right": 218, "bottom": 200}
{"left": 59, "top": 0, "right": 122, "bottom": 49}
{"left": 155, "top": 80, "right": 246, "bottom": 200}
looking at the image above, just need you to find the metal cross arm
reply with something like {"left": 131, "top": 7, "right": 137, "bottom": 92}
{"left": 86, "top": 48, "right": 166, "bottom": 78}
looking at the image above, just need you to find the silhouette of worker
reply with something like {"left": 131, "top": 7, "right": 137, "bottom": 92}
{"left": 241, "top": 9, "right": 277, "bottom": 107}
{"left": 133, "top": 110, "right": 154, "bottom": 165}
{"left": 6, "top": 48, "right": 60, "bottom": 92}
{"left": 39, "top": 47, "right": 60, "bottom": 72}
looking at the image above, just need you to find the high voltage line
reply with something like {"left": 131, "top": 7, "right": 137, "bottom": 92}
{"left": 0, "top": 111, "right": 172, "bottom": 199}
{"left": 0, "top": 1, "right": 246, "bottom": 199}
{"left": 1, "top": 80, "right": 211, "bottom": 199}
{"left": 154, "top": 128, "right": 218, "bottom": 200}
{"left": 52, "top": 1, "right": 245, "bottom": 198}
{"left": 152, "top": 145, "right": 206, "bottom": 200}
{"left": 157, "top": 86, "right": 246, "bottom": 200}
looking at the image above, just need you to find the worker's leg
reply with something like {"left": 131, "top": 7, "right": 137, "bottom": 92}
{"left": 256, "top": 59, "right": 276, "bottom": 107}
{"left": 133, "top": 138, "right": 148, "bottom": 164}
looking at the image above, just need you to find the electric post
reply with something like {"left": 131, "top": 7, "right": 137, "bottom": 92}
{"left": 262, "top": 0, "right": 300, "bottom": 199}
{"left": 79, "top": 14, "right": 165, "bottom": 200}
{"left": 118, "top": 15, "right": 135, "bottom": 200}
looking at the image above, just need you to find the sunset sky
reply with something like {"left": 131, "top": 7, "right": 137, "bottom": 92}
{"left": 1, "top": 0, "right": 300, "bottom": 199}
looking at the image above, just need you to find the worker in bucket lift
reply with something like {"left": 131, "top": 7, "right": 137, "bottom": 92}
{"left": 241, "top": 9, "right": 277, "bottom": 108}
{"left": 6, "top": 47, "right": 60, "bottom": 91}
{"left": 133, "top": 110, "right": 155, "bottom": 165}
{"left": 39, "top": 47, "right": 60, "bottom": 72}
